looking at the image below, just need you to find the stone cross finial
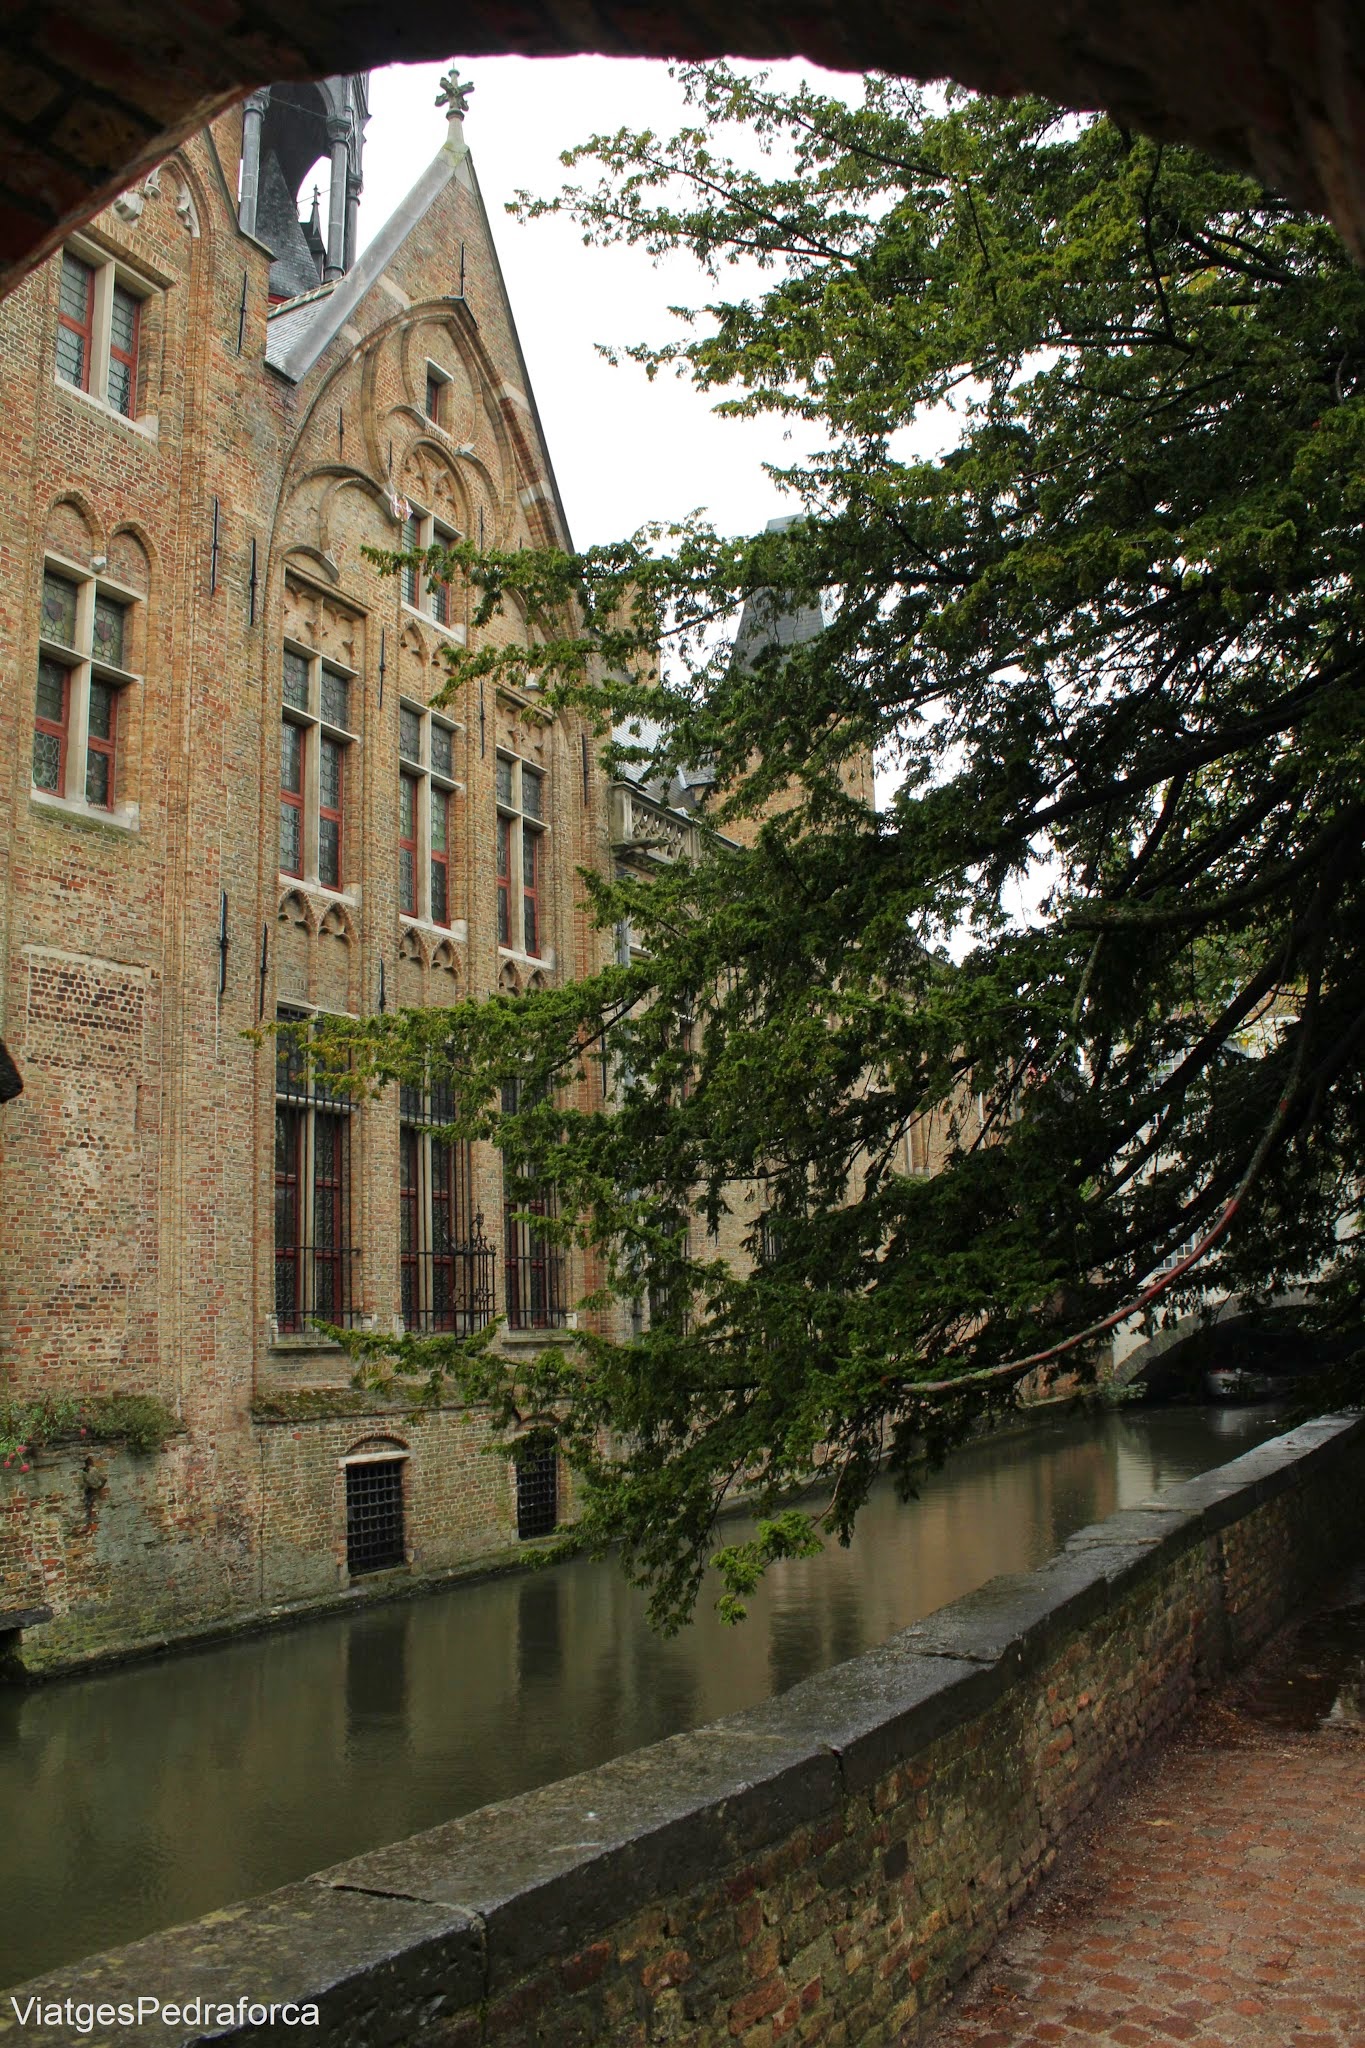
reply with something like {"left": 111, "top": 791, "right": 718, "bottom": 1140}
{"left": 436, "top": 69, "right": 474, "bottom": 119}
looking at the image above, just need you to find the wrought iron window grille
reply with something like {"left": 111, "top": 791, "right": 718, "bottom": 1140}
{"left": 399, "top": 1081, "right": 495, "bottom": 1334}
{"left": 345, "top": 1458, "right": 406, "bottom": 1575}
{"left": 515, "top": 1441, "right": 559, "bottom": 1540}
{"left": 273, "top": 1011, "right": 361, "bottom": 1335}
{"left": 500, "top": 1078, "right": 567, "bottom": 1330}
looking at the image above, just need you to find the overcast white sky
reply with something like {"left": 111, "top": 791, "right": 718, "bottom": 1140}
{"left": 354, "top": 56, "right": 852, "bottom": 550}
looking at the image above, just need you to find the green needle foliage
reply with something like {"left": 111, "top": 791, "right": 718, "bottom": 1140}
{"left": 339, "top": 70, "right": 1365, "bottom": 1628}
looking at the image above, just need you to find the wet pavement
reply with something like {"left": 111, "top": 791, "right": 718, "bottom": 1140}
{"left": 930, "top": 1562, "right": 1365, "bottom": 2048}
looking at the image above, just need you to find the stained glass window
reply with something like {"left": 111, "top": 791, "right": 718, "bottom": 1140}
{"left": 319, "top": 736, "right": 343, "bottom": 888}
{"left": 85, "top": 680, "right": 116, "bottom": 806}
{"left": 107, "top": 285, "right": 140, "bottom": 417}
{"left": 92, "top": 593, "right": 126, "bottom": 669}
{"left": 283, "top": 648, "right": 309, "bottom": 710}
{"left": 33, "top": 659, "right": 68, "bottom": 792}
{"left": 41, "top": 573, "right": 78, "bottom": 648}
{"left": 320, "top": 665, "right": 350, "bottom": 730}
{"left": 56, "top": 254, "right": 93, "bottom": 390}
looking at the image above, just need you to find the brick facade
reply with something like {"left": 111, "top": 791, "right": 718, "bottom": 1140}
{"left": 0, "top": 93, "right": 611, "bottom": 1672}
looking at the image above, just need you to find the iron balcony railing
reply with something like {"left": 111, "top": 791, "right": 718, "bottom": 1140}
{"left": 400, "top": 1216, "right": 496, "bottom": 1334}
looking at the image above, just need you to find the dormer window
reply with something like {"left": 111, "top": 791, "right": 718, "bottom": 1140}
{"left": 55, "top": 247, "right": 146, "bottom": 420}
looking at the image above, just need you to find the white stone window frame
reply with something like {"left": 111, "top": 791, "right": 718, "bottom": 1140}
{"left": 398, "top": 698, "right": 464, "bottom": 931}
{"left": 279, "top": 639, "right": 361, "bottom": 899}
{"left": 400, "top": 503, "right": 466, "bottom": 642}
{"left": 54, "top": 236, "right": 159, "bottom": 438}
{"left": 495, "top": 749, "right": 551, "bottom": 965}
{"left": 32, "top": 550, "right": 142, "bottom": 833}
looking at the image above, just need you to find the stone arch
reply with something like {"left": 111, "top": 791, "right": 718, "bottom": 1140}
{"left": 43, "top": 493, "right": 102, "bottom": 568}
{"left": 106, "top": 525, "right": 153, "bottom": 596}
{"left": 345, "top": 1432, "right": 410, "bottom": 1459}
{"left": 400, "top": 316, "right": 481, "bottom": 445}
{"left": 275, "top": 889, "right": 311, "bottom": 1002}
{"left": 430, "top": 940, "right": 461, "bottom": 1007}
{"left": 317, "top": 472, "right": 389, "bottom": 561}
{"left": 398, "top": 616, "right": 446, "bottom": 703}
{"left": 316, "top": 902, "right": 352, "bottom": 1012}
{"left": 1111, "top": 1289, "right": 1319, "bottom": 1396}
{"left": 277, "top": 887, "right": 314, "bottom": 933}
{"left": 157, "top": 158, "right": 202, "bottom": 237}
{"left": 397, "top": 922, "right": 425, "bottom": 1007}
{"left": 399, "top": 438, "right": 468, "bottom": 534}
{"left": 526, "top": 969, "right": 548, "bottom": 994}
{"left": 498, "top": 962, "right": 522, "bottom": 996}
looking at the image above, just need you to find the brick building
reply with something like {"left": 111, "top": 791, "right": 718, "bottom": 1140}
{"left": 0, "top": 76, "right": 642, "bottom": 1673}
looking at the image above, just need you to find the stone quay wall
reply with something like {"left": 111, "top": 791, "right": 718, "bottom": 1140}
{"left": 5, "top": 1413, "right": 1362, "bottom": 2048}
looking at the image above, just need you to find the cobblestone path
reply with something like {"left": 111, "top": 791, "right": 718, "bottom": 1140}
{"left": 928, "top": 1564, "right": 1365, "bottom": 2048}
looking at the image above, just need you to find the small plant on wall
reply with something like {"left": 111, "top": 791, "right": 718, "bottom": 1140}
{"left": 0, "top": 1393, "right": 178, "bottom": 1470}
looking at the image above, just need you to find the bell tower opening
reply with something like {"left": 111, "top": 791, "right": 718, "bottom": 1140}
{"left": 238, "top": 73, "right": 369, "bottom": 301}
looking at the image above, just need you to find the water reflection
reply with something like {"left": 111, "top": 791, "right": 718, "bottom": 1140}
{"left": 0, "top": 1404, "right": 1284, "bottom": 1989}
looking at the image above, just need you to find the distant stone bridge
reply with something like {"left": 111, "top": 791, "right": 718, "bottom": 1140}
{"left": 1111, "top": 1288, "right": 1319, "bottom": 1393}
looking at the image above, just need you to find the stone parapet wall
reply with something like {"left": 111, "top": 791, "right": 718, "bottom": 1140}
{"left": 5, "top": 1413, "right": 1362, "bottom": 2045}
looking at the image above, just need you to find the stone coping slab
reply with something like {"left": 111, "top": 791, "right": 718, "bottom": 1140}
{"left": 0, "top": 1885, "right": 481, "bottom": 2047}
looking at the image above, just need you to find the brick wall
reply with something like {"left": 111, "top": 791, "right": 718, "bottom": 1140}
{"left": 5, "top": 1413, "right": 1360, "bottom": 2044}
{"left": 0, "top": 1402, "right": 578, "bottom": 1673}
{"left": 0, "top": 105, "right": 615, "bottom": 1660}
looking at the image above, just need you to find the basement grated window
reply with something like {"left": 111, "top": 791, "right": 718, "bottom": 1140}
{"left": 515, "top": 1443, "right": 558, "bottom": 1540}
{"left": 345, "top": 1459, "right": 406, "bottom": 1575}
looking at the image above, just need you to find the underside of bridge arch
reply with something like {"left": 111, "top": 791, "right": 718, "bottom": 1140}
{"left": 1, "top": 0, "right": 1363, "bottom": 301}
{"left": 1115, "top": 1296, "right": 1350, "bottom": 1399}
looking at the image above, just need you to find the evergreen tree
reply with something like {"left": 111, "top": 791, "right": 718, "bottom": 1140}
{"left": 338, "top": 71, "right": 1365, "bottom": 1626}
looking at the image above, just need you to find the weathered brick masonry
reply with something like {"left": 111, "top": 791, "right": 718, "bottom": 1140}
{"left": 3, "top": 1414, "right": 1360, "bottom": 2047}
{"left": 0, "top": 86, "right": 611, "bottom": 1671}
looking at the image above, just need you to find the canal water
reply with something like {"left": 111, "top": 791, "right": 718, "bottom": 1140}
{"left": 0, "top": 1403, "right": 1284, "bottom": 1989}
